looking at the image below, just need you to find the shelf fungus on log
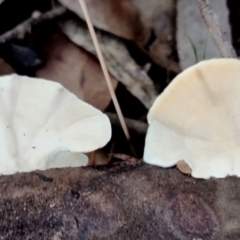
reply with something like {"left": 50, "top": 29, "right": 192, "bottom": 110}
{"left": 144, "top": 59, "right": 240, "bottom": 179}
{"left": 0, "top": 162, "right": 239, "bottom": 239}
{"left": 0, "top": 74, "right": 111, "bottom": 175}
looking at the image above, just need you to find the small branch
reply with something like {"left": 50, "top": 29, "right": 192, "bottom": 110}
{"left": 195, "top": 0, "right": 237, "bottom": 58}
{"left": 106, "top": 113, "right": 147, "bottom": 135}
{"left": 0, "top": 6, "right": 67, "bottom": 43}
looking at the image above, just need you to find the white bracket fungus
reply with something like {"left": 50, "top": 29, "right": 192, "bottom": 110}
{"left": 0, "top": 74, "right": 111, "bottom": 175}
{"left": 144, "top": 59, "right": 240, "bottom": 179}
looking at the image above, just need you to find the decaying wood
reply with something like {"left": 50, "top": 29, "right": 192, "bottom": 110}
{"left": 0, "top": 162, "right": 240, "bottom": 239}
{"left": 195, "top": 0, "right": 237, "bottom": 58}
{"left": 61, "top": 19, "right": 157, "bottom": 109}
{"left": 0, "top": 6, "right": 67, "bottom": 43}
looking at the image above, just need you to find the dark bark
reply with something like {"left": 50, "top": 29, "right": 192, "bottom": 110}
{"left": 0, "top": 161, "right": 239, "bottom": 239}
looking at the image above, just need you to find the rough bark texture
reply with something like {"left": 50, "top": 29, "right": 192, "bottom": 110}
{"left": 0, "top": 161, "right": 239, "bottom": 239}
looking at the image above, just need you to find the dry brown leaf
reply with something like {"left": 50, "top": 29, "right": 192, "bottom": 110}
{"left": 36, "top": 31, "right": 117, "bottom": 111}
{"left": 61, "top": 19, "right": 157, "bottom": 109}
{"left": 0, "top": 58, "right": 15, "bottom": 76}
{"left": 57, "top": 0, "right": 179, "bottom": 72}
{"left": 57, "top": 0, "right": 139, "bottom": 40}
{"left": 177, "top": 161, "right": 192, "bottom": 175}
{"left": 177, "top": 0, "right": 232, "bottom": 69}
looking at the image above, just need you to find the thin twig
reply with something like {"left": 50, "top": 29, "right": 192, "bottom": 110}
{"left": 195, "top": 0, "right": 237, "bottom": 58}
{"left": 78, "top": 0, "right": 130, "bottom": 140}
{"left": 0, "top": 6, "right": 67, "bottom": 43}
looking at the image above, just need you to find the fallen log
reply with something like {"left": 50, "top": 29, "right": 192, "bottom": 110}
{"left": 0, "top": 161, "right": 239, "bottom": 239}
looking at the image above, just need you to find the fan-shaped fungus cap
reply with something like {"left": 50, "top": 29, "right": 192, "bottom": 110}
{"left": 144, "top": 59, "right": 240, "bottom": 179}
{"left": 0, "top": 74, "right": 111, "bottom": 175}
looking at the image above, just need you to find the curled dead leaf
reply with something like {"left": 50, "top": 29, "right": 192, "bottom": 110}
{"left": 61, "top": 19, "right": 157, "bottom": 108}
{"left": 177, "top": 0, "right": 231, "bottom": 69}
{"left": 57, "top": 0, "right": 179, "bottom": 72}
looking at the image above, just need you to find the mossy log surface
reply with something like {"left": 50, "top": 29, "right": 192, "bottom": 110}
{"left": 0, "top": 161, "right": 239, "bottom": 240}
